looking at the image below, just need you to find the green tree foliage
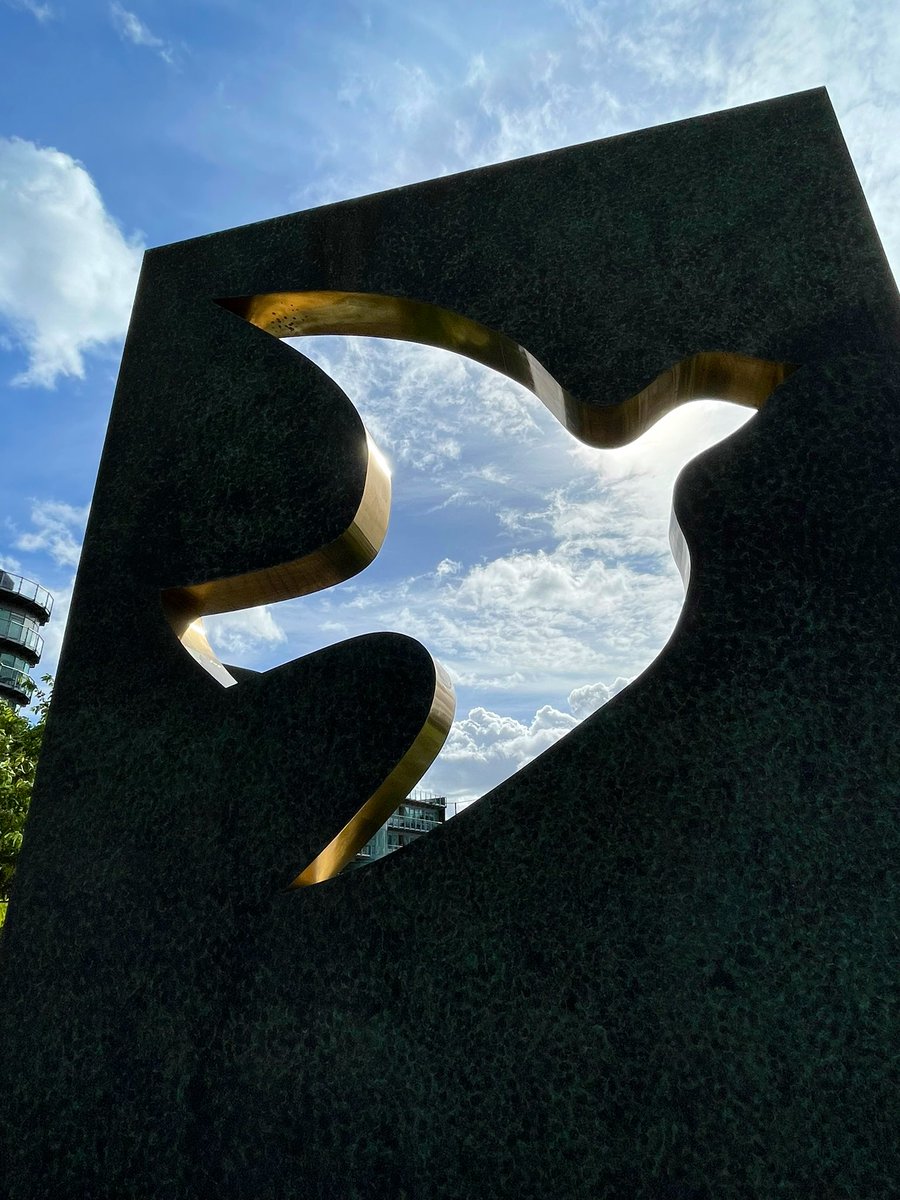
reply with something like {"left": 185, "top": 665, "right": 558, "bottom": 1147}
{"left": 0, "top": 679, "right": 50, "bottom": 927}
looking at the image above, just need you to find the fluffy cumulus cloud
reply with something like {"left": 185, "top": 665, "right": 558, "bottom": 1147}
{"left": 444, "top": 700, "right": 578, "bottom": 772}
{"left": 567, "top": 676, "right": 632, "bottom": 719}
{"left": 424, "top": 676, "right": 633, "bottom": 804}
{"left": 427, "top": 548, "right": 680, "bottom": 694}
{"left": 0, "top": 137, "right": 144, "bottom": 387}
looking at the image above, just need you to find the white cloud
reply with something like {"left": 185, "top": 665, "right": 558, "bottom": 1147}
{"left": 5, "top": 0, "right": 54, "bottom": 21}
{"left": 446, "top": 703, "right": 578, "bottom": 762}
{"left": 555, "top": 0, "right": 610, "bottom": 52}
{"left": 0, "top": 137, "right": 144, "bottom": 387}
{"left": 109, "top": 3, "right": 175, "bottom": 65}
{"left": 428, "top": 675, "right": 632, "bottom": 804}
{"left": 13, "top": 501, "right": 88, "bottom": 568}
{"left": 296, "top": 337, "right": 545, "bottom": 479}
{"left": 437, "top": 702, "right": 578, "bottom": 801}
{"left": 567, "top": 676, "right": 632, "bottom": 718}
{"left": 392, "top": 63, "right": 439, "bottom": 131}
{"left": 411, "top": 542, "right": 681, "bottom": 698}
{"left": 204, "top": 605, "right": 287, "bottom": 660}
{"left": 290, "top": 0, "right": 900, "bottom": 286}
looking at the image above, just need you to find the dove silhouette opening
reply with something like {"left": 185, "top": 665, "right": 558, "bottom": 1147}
{"left": 160, "top": 290, "right": 791, "bottom": 885}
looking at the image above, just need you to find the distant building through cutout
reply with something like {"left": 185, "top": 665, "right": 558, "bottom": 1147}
{"left": 0, "top": 572, "right": 53, "bottom": 707}
{"left": 346, "top": 789, "right": 446, "bottom": 870}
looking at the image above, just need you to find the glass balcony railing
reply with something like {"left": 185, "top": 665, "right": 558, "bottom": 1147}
{"left": 0, "top": 571, "right": 53, "bottom": 619}
{"left": 405, "top": 791, "right": 446, "bottom": 808}
{"left": 0, "top": 662, "right": 32, "bottom": 702}
{"left": 388, "top": 816, "right": 441, "bottom": 833}
{"left": 0, "top": 614, "right": 43, "bottom": 658}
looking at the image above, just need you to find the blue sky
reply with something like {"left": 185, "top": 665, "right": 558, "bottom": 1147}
{"left": 2, "top": 0, "right": 898, "bottom": 805}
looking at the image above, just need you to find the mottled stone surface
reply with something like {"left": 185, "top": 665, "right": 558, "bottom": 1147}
{"left": 1, "top": 90, "right": 898, "bottom": 1198}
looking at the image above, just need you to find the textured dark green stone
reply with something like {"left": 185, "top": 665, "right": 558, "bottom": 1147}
{"left": 0, "top": 89, "right": 898, "bottom": 1198}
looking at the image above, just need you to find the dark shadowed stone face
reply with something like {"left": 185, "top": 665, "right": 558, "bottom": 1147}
{"left": 0, "top": 90, "right": 898, "bottom": 1199}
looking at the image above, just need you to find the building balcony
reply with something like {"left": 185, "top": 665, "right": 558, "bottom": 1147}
{"left": 0, "top": 613, "right": 43, "bottom": 663}
{"left": 387, "top": 814, "right": 442, "bottom": 833}
{"left": 405, "top": 791, "right": 446, "bottom": 809}
{"left": 0, "top": 662, "right": 32, "bottom": 707}
{"left": 0, "top": 571, "right": 53, "bottom": 623}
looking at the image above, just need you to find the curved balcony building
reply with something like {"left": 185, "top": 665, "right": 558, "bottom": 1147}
{"left": 0, "top": 571, "right": 53, "bottom": 707}
{"left": 349, "top": 790, "right": 447, "bottom": 869}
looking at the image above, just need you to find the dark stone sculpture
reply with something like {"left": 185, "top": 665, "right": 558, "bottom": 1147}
{"left": 1, "top": 88, "right": 897, "bottom": 1198}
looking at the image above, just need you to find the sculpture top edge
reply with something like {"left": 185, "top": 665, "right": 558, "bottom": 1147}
{"left": 150, "top": 87, "right": 836, "bottom": 255}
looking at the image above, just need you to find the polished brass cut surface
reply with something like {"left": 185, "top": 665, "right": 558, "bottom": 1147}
{"left": 220, "top": 291, "right": 797, "bottom": 448}
{"left": 161, "top": 429, "right": 392, "bottom": 687}
{"left": 162, "top": 430, "right": 392, "bottom": 620}
{"left": 291, "top": 660, "right": 456, "bottom": 887}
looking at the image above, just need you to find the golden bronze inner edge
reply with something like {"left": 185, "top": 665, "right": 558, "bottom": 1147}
{"left": 219, "top": 290, "right": 796, "bottom": 449}
{"left": 291, "top": 660, "right": 456, "bottom": 887}
{"left": 161, "top": 429, "right": 392, "bottom": 691}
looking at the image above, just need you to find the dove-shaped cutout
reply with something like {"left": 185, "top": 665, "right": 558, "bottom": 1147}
{"left": 168, "top": 288, "right": 794, "bottom": 887}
